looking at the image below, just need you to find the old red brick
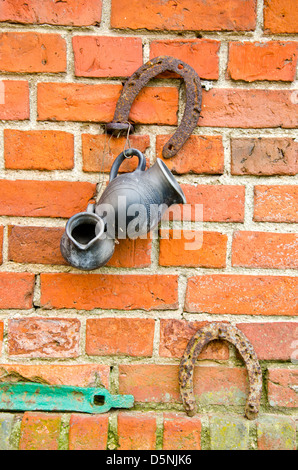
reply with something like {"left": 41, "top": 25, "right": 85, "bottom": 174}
{"left": 232, "top": 231, "right": 298, "bottom": 269}
{"left": 163, "top": 414, "right": 201, "bottom": 450}
{"left": 40, "top": 273, "right": 178, "bottom": 311}
{"left": 37, "top": 83, "right": 178, "bottom": 124}
{"left": 8, "top": 225, "right": 151, "bottom": 268}
{"left": 185, "top": 275, "right": 298, "bottom": 316}
{"left": 119, "top": 365, "right": 248, "bottom": 406}
{"left": 8, "top": 318, "right": 80, "bottom": 358}
{"left": 264, "top": 0, "right": 298, "bottom": 34}
{"left": 254, "top": 185, "right": 298, "bottom": 223}
{"left": 257, "top": 416, "right": 296, "bottom": 450}
{"left": 227, "top": 41, "right": 298, "bottom": 81}
{"left": 0, "top": 364, "right": 109, "bottom": 388}
{"left": 0, "top": 32, "right": 66, "bottom": 73}
{"left": 82, "top": 134, "right": 150, "bottom": 173}
{"left": 200, "top": 89, "right": 297, "bottom": 128}
{"left": 111, "top": 0, "right": 257, "bottom": 31}
{"left": 159, "top": 230, "right": 227, "bottom": 268}
{"left": 0, "top": 80, "right": 29, "bottom": 120}
{"left": 0, "top": 180, "right": 96, "bottom": 218}
{"left": 86, "top": 318, "right": 155, "bottom": 357}
{"left": 156, "top": 135, "right": 224, "bottom": 175}
{"left": 0, "top": 0, "right": 102, "bottom": 26}
{"left": 69, "top": 414, "right": 109, "bottom": 450}
{"left": 268, "top": 369, "right": 298, "bottom": 407}
{"left": 8, "top": 226, "right": 66, "bottom": 265}
{"left": 159, "top": 319, "right": 229, "bottom": 360}
{"left": 237, "top": 323, "right": 298, "bottom": 360}
{"left": 107, "top": 237, "right": 152, "bottom": 268}
{"left": 117, "top": 414, "right": 157, "bottom": 450}
{"left": 4, "top": 130, "right": 74, "bottom": 170}
{"left": 150, "top": 39, "right": 220, "bottom": 79}
{"left": 166, "top": 184, "right": 245, "bottom": 222}
{"left": 0, "top": 272, "right": 34, "bottom": 309}
{"left": 231, "top": 138, "right": 298, "bottom": 175}
{"left": 19, "top": 412, "right": 61, "bottom": 450}
{"left": 73, "top": 36, "right": 142, "bottom": 77}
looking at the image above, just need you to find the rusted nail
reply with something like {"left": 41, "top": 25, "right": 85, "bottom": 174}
{"left": 179, "top": 322, "right": 262, "bottom": 420}
{"left": 107, "top": 56, "right": 202, "bottom": 159}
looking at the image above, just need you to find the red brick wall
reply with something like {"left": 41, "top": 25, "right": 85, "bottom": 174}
{"left": 0, "top": 0, "right": 297, "bottom": 450}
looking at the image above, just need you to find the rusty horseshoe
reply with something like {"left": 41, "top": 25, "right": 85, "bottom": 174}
{"left": 179, "top": 322, "right": 262, "bottom": 420}
{"left": 106, "top": 56, "right": 202, "bottom": 159}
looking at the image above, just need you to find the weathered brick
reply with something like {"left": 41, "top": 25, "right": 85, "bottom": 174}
{"left": 73, "top": 36, "right": 142, "bottom": 77}
{"left": 0, "top": 0, "right": 102, "bottom": 26}
{"left": 159, "top": 319, "right": 229, "bottom": 360}
{"left": 159, "top": 230, "right": 227, "bottom": 268}
{"left": 8, "top": 226, "right": 66, "bottom": 265}
{"left": 0, "top": 32, "right": 66, "bottom": 73}
{"left": 0, "top": 226, "right": 3, "bottom": 265}
{"left": 268, "top": 369, "right": 298, "bottom": 408}
{"left": 0, "top": 414, "right": 15, "bottom": 450}
{"left": 254, "top": 185, "right": 298, "bottom": 223}
{"left": 86, "top": 318, "right": 155, "bottom": 357}
{"left": 40, "top": 274, "right": 178, "bottom": 311}
{"left": 156, "top": 135, "right": 224, "bottom": 175}
{"left": 264, "top": 0, "right": 298, "bottom": 34}
{"left": 8, "top": 226, "right": 151, "bottom": 268}
{"left": 8, "top": 318, "right": 80, "bottom": 358}
{"left": 119, "top": 365, "right": 248, "bottom": 406}
{"left": 4, "top": 130, "right": 74, "bottom": 170}
{"left": 82, "top": 134, "right": 150, "bottom": 173}
{"left": 0, "top": 80, "right": 29, "bottom": 120}
{"left": 19, "top": 412, "right": 61, "bottom": 450}
{"left": 0, "top": 272, "right": 34, "bottom": 309}
{"left": 237, "top": 323, "right": 298, "bottom": 360}
{"left": 150, "top": 39, "right": 220, "bottom": 79}
{"left": 107, "top": 238, "right": 152, "bottom": 268}
{"left": 163, "top": 414, "right": 201, "bottom": 450}
{"left": 210, "top": 415, "right": 250, "bottom": 450}
{"left": 166, "top": 185, "right": 245, "bottom": 222}
{"left": 232, "top": 232, "right": 298, "bottom": 269}
{"left": 257, "top": 415, "right": 296, "bottom": 450}
{"left": 0, "top": 364, "right": 109, "bottom": 388}
{"left": 185, "top": 275, "right": 298, "bottom": 316}
{"left": 231, "top": 137, "right": 298, "bottom": 175}
{"left": 227, "top": 41, "right": 298, "bottom": 81}
{"left": 37, "top": 83, "right": 178, "bottom": 124}
{"left": 0, "top": 180, "right": 96, "bottom": 218}
{"left": 111, "top": 0, "right": 257, "bottom": 31}
{"left": 117, "top": 414, "right": 157, "bottom": 450}
{"left": 200, "top": 89, "right": 297, "bottom": 128}
{"left": 69, "top": 414, "right": 109, "bottom": 450}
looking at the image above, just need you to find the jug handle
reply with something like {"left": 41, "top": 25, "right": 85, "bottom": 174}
{"left": 109, "top": 148, "right": 146, "bottom": 182}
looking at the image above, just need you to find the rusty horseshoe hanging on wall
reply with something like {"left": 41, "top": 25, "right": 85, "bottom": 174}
{"left": 106, "top": 56, "right": 202, "bottom": 159}
{"left": 179, "top": 322, "right": 263, "bottom": 420}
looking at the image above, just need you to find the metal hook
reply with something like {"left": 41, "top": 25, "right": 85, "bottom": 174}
{"left": 179, "top": 322, "right": 262, "bottom": 420}
{"left": 106, "top": 56, "right": 202, "bottom": 159}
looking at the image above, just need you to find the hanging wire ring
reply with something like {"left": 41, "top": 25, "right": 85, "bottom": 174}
{"left": 122, "top": 122, "right": 133, "bottom": 159}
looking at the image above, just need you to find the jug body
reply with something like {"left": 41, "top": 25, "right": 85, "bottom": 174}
{"left": 60, "top": 209, "right": 115, "bottom": 270}
{"left": 96, "top": 148, "right": 186, "bottom": 239}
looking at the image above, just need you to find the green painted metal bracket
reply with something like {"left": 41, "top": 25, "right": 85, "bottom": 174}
{"left": 0, "top": 382, "right": 134, "bottom": 414}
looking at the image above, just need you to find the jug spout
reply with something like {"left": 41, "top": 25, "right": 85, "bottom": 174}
{"left": 60, "top": 211, "right": 115, "bottom": 270}
{"left": 147, "top": 158, "right": 186, "bottom": 206}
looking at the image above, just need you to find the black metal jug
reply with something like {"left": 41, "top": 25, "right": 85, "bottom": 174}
{"left": 96, "top": 148, "right": 186, "bottom": 239}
